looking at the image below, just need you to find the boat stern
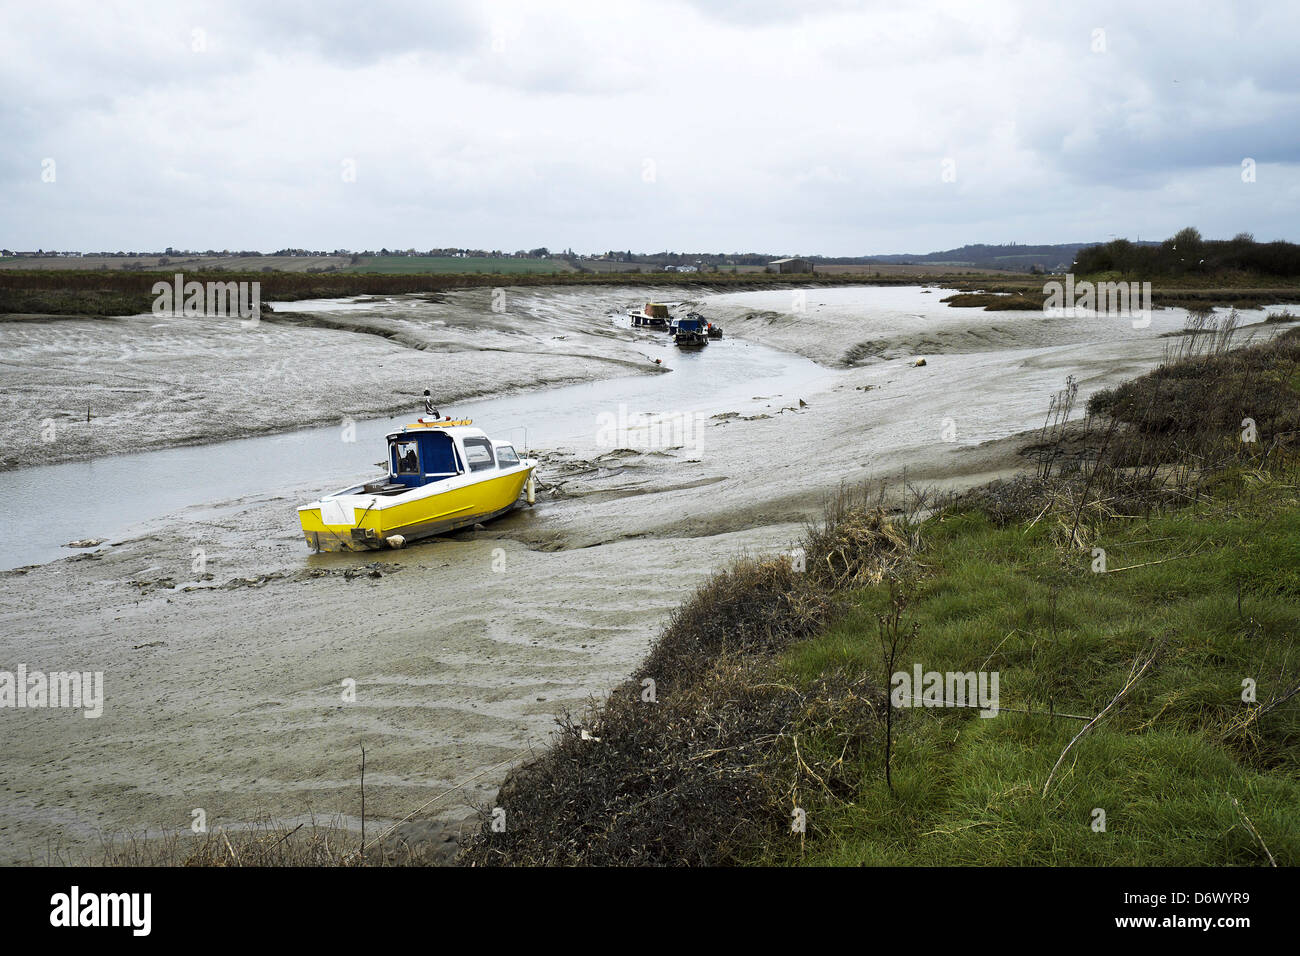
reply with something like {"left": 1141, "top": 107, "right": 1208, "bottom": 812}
{"left": 297, "top": 495, "right": 389, "bottom": 552}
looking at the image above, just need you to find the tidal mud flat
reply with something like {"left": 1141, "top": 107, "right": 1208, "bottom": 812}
{"left": 0, "top": 285, "right": 1294, "bottom": 865}
{"left": 0, "top": 285, "right": 683, "bottom": 472}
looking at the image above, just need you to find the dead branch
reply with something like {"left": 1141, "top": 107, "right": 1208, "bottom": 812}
{"left": 1231, "top": 796, "right": 1277, "bottom": 867}
{"left": 1042, "top": 648, "right": 1157, "bottom": 798}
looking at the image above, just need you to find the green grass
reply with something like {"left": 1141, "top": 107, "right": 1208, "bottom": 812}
{"left": 344, "top": 256, "right": 575, "bottom": 274}
{"left": 766, "top": 474, "right": 1300, "bottom": 866}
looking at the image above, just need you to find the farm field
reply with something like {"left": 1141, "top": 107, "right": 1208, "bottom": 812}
{"left": 0, "top": 255, "right": 353, "bottom": 272}
{"left": 814, "top": 262, "right": 1023, "bottom": 276}
{"left": 345, "top": 256, "right": 578, "bottom": 274}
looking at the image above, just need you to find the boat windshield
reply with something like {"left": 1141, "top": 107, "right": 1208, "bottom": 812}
{"left": 393, "top": 440, "right": 420, "bottom": 475}
{"left": 462, "top": 438, "right": 496, "bottom": 472}
{"left": 496, "top": 444, "right": 520, "bottom": 467}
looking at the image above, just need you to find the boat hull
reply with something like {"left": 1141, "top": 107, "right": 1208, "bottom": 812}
{"left": 298, "top": 466, "right": 534, "bottom": 552}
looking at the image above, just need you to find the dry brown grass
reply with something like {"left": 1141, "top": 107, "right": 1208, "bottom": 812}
{"left": 1089, "top": 322, "right": 1300, "bottom": 466}
{"left": 91, "top": 814, "right": 462, "bottom": 867}
{"left": 458, "top": 660, "right": 883, "bottom": 866}
{"left": 958, "top": 321, "right": 1300, "bottom": 559}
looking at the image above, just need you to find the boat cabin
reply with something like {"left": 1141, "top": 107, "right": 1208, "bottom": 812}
{"left": 383, "top": 421, "right": 521, "bottom": 490}
{"left": 629, "top": 302, "right": 670, "bottom": 327}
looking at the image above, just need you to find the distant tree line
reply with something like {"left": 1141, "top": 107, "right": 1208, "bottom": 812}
{"left": 1073, "top": 228, "right": 1300, "bottom": 278}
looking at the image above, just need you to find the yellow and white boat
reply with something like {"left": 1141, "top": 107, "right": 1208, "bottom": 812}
{"left": 297, "top": 419, "right": 537, "bottom": 552}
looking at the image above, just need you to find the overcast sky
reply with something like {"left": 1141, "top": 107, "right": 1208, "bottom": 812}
{"left": 3, "top": 0, "right": 1297, "bottom": 255}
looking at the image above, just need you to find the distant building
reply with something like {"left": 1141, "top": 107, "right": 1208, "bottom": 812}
{"left": 767, "top": 257, "right": 814, "bottom": 274}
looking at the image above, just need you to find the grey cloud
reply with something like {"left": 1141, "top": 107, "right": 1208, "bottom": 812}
{"left": 1, "top": 0, "right": 1297, "bottom": 253}
{"left": 248, "top": 0, "right": 484, "bottom": 64}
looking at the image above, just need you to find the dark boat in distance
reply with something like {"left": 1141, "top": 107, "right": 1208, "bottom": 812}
{"left": 671, "top": 314, "right": 710, "bottom": 347}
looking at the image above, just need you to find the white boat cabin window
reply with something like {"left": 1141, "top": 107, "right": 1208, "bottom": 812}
{"left": 496, "top": 444, "right": 520, "bottom": 467}
{"left": 393, "top": 440, "right": 420, "bottom": 475}
{"left": 462, "top": 437, "right": 497, "bottom": 472}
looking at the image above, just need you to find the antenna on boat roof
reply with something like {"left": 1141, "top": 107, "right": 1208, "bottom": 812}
{"left": 505, "top": 425, "right": 529, "bottom": 456}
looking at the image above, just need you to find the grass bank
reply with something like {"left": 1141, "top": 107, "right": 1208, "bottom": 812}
{"left": 759, "top": 473, "right": 1298, "bottom": 865}
{"left": 4, "top": 269, "right": 1300, "bottom": 318}
{"left": 0, "top": 288, "right": 158, "bottom": 316}
{"left": 0, "top": 268, "right": 981, "bottom": 316}
{"left": 941, "top": 276, "right": 1300, "bottom": 312}
{"left": 459, "top": 326, "right": 1300, "bottom": 866}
